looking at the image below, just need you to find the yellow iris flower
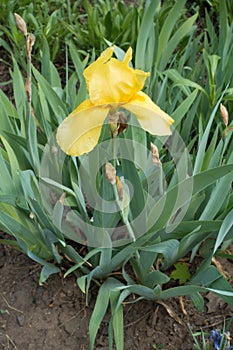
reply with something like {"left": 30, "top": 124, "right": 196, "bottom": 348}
{"left": 56, "top": 47, "right": 174, "bottom": 156}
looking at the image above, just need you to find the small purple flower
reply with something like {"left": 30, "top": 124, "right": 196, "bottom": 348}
{"left": 210, "top": 330, "right": 233, "bottom": 350}
{"left": 210, "top": 330, "right": 222, "bottom": 349}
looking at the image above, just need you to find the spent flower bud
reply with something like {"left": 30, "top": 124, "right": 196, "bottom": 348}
{"left": 220, "top": 103, "right": 229, "bottom": 127}
{"left": 29, "top": 212, "right": 34, "bottom": 219}
{"left": 59, "top": 192, "right": 66, "bottom": 205}
{"left": 151, "top": 142, "right": 161, "bottom": 167}
{"left": 14, "top": 13, "right": 28, "bottom": 36}
{"left": 108, "top": 111, "right": 127, "bottom": 137}
{"left": 28, "top": 33, "right": 35, "bottom": 51}
{"left": 105, "top": 162, "right": 116, "bottom": 185}
{"left": 116, "top": 176, "right": 124, "bottom": 201}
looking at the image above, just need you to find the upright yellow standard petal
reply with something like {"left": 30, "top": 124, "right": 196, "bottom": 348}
{"left": 124, "top": 91, "right": 174, "bottom": 135}
{"left": 84, "top": 47, "right": 150, "bottom": 105}
{"left": 123, "top": 47, "right": 132, "bottom": 64}
{"left": 56, "top": 100, "right": 110, "bottom": 156}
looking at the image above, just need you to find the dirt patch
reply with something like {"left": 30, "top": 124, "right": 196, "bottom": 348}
{"left": 0, "top": 243, "right": 232, "bottom": 350}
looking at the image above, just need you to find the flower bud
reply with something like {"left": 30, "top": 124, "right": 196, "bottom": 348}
{"left": 108, "top": 111, "right": 127, "bottom": 137}
{"left": 29, "top": 212, "right": 34, "bottom": 219}
{"left": 220, "top": 103, "right": 228, "bottom": 127}
{"left": 108, "top": 115, "right": 119, "bottom": 137}
{"left": 151, "top": 142, "right": 161, "bottom": 167}
{"left": 59, "top": 192, "right": 66, "bottom": 205}
{"left": 116, "top": 176, "right": 124, "bottom": 201}
{"left": 14, "top": 13, "right": 28, "bottom": 36}
{"left": 28, "top": 33, "right": 35, "bottom": 51}
{"left": 105, "top": 162, "right": 116, "bottom": 185}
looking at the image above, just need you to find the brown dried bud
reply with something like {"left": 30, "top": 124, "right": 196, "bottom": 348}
{"left": 28, "top": 33, "right": 35, "bottom": 50}
{"left": 14, "top": 13, "right": 28, "bottom": 36}
{"left": 117, "top": 112, "right": 128, "bottom": 134}
{"left": 59, "top": 192, "right": 66, "bottom": 205}
{"left": 105, "top": 162, "right": 116, "bottom": 185}
{"left": 220, "top": 103, "right": 229, "bottom": 127}
{"left": 26, "top": 33, "right": 35, "bottom": 57}
{"left": 116, "top": 176, "right": 123, "bottom": 201}
{"left": 151, "top": 142, "right": 161, "bottom": 167}
{"left": 108, "top": 111, "right": 127, "bottom": 137}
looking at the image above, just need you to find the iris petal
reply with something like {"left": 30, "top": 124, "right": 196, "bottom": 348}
{"left": 123, "top": 47, "right": 132, "bottom": 64}
{"left": 56, "top": 100, "right": 110, "bottom": 156}
{"left": 124, "top": 91, "right": 174, "bottom": 135}
{"left": 84, "top": 47, "right": 149, "bottom": 105}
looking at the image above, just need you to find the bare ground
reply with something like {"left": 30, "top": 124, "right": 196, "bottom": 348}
{"left": 0, "top": 243, "right": 232, "bottom": 350}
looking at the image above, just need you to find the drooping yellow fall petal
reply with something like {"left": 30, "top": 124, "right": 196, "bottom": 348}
{"left": 124, "top": 91, "right": 174, "bottom": 135}
{"left": 84, "top": 47, "right": 150, "bottom": 105}
{"left": 56, "top": 100, "right": 110, "bottom": 156}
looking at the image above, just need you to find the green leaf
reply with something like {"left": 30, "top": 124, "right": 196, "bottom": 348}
{"left": 213, "top": 208, "right": 233, "bottom": 254}
{"left": 160, "top": 285, "right": 206, "bottom": 299}
{"left": 200, "top": 151, "right": 233, "bottom": 219}
{"left": 165, "top": 69, "right": 207, "bottom": 96}
{"left": 147, "top": 164, "right": 233, "bottom": 232}
{"left": 27, "top": 250, "right": 60, "bottom": 284}
{"left": 156, "top": 0, "right": 186, "bottom": 66}
{"left": 26, "top": 104, "right": 40, "bottom": 174}
{"left": 0, "top": 90, "right": 17, "bottom": 131}
{"left": 143, "top": 270, "right": 170, "bottom": 288}
{"left": 0, "top": 136, "right": 20, "bottom": 188}
{"left": 41, "top": 34, "right": 51, "bottom": 84}
{"left": 192, "top": 164, "right": 233, "bottom": 194}
{"left": 0, "top": 153, "right": 16, "bottom": 194}
{"left": 109, "top": 290, "right": 124, "bottom": 350}
{"left": 172, "top": 89, "right": 199, "bottom": 127}
{"left": 119, "top": 283, "right": 160, "bottom": 300}
{"left": 68, "top": 44, "right": 88, "bottom": 105}
{"left": 32, "top": 66, "right": 67, "bottom": 122}
{"left": 11, "top": 57, "right": 27, "bottom": 116}
{"left": 194, "top": 89, "right": 228, "bottom": 174}
{"left": 170, "top": 262, "right": 191, "bottom": 284}
{"left": 69, "top": 43, "right": 85, "bottom": 83}
{"left": 191, "top": 266, "right": 233, "bottom": 306}
{"left": 135, "top": 0, "right": 160, "bottom": 69}
{"left": 141, "top": 239, "right": 179, "bottom": 265}
{"left": 159, "top": 14, "right": 198, "bottom": 71}
{"left": 121, "top": 157, "right": 146, "bottom": 235}
{"left": 89, "top": 278, "right": 122, "bottom": 350}
{"left": 190, "top": 292, "right": 204, "bottom": 312}
{"left": 64, "top": 248, "right": 101, "bottom": 277}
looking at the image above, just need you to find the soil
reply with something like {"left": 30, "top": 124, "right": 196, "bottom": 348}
{"left": 0, "top": 243, "right": 232, "bottom": 350}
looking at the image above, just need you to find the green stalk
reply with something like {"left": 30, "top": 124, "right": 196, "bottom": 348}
{"left": 25, "top": 32, "right": 40, "bottom": 174}
{"left": 15, "top": 13, "right": 39, "bottom": 174}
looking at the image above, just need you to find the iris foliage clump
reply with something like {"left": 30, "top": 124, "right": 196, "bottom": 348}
{"left": 0, "top": 1, "right": 232, "bottom": 349}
